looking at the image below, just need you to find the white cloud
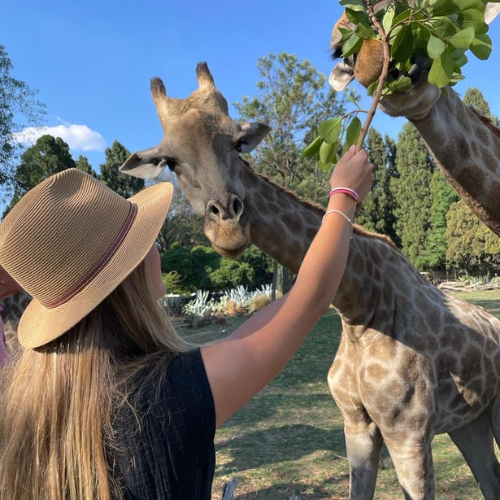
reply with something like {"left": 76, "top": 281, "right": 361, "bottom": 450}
{"left": 13, "top": 123, "right": 106, "bottom": 152}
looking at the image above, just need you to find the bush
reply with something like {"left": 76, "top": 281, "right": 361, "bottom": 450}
{"left": 248, "top": 294, "right": 272, "bottom": 313}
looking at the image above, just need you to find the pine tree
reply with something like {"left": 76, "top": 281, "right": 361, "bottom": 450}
{"left": 463, "top": 87, "right": 500, "bottom": 126}
{"left": 426, "top": 170, "right": 459, "bottom": 270}
{"left": 356, "top": 128, "right": 397, "bottom": 241}
{"left": 6, "top": 135, "right": 76, "bottom": 212}
{"left": 234, "top": 52, "right": 349, "bottom": 204}
{"left": 99, "top": 141, "right": 144, "bottom": 198}
{"left": 0, "top": 45, "right": 45, "bottom": 184}
{"left": 391, "top": 123, "right": 435, "bottom": 268}
{"left": 75, "top": 155, "right": 97, "bottom": 177}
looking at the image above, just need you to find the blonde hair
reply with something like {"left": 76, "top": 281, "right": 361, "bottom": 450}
{"left": 0, "top": 260, "right": 193, "bottom": 500}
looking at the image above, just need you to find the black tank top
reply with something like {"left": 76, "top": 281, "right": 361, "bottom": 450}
{"left": 110, "top": 349, "right": 216, "bottom": 499}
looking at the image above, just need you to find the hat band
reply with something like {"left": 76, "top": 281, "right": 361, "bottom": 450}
{"left": 45, "top": 203, "right": 139, "bottom": 309}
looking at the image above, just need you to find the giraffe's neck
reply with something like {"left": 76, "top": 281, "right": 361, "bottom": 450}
{"left": 0, "top": 291, "right": 31, "bottom": 320}
{"left": 242, "top": 167, "right": 428, "bottom": 324}
{"left": 410, "top": 89, "right": 500, "bottom": 234}
{"left": 0, "top": 291, "right": 31, "bottom": 352}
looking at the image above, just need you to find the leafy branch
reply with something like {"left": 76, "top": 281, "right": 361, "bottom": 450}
{"left": 304, "top": 0, "right": 496, "bottom": 171}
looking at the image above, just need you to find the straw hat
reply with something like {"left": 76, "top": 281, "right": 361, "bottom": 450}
{"left": 0, "top": 168, "right": 173, "bottom": 348}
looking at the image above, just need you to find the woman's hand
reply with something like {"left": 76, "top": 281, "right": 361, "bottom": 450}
{"left": 329, "top": 146, "right": 373, "bottom": 203}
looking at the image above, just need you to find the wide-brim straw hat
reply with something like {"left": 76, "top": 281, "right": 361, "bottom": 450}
{"left": 0, "top": 168, "right": 173, "bottom": 349}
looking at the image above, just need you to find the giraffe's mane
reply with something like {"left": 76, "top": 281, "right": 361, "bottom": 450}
{"left": 473, "top": 110, "right": 500, "bottom": 139}
{"left": 242, "top": 159, "right": 403, "bottom": 254}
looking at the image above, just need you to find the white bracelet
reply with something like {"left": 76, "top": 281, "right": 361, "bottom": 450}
{"left": 322, "top": 209, "right": 353, "bottom": 238}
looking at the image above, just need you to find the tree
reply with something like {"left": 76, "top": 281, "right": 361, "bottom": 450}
{"left": 234, "top": 52, "right": 350, "bottom": 203}
{"left": 0, "top": 45, "right": 45, "bottom": 185}
{"left": 425, "top": 170, "right": 459, "bottom": 271}
{"left": 446, "top": 199, "right": 500, "bottom": 276}
{"left": 464, "top": 87, "right": 500, "bottom": 126}
{"left": 75, "top": 155, "right": 97, "bottom": 177}
{"left": 5, "top": 135, "right": 76, "bottom": 212}
{"left": 99, "top": 140, "right": 144, "bottom": 198}
{"left": 391, "top": 123, "right": 435, "bottom": 268}
{"left": 355, "top": 128, "right": 398, "bottom": 241}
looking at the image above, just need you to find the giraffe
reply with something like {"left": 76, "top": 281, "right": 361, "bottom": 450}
{"left": 0, "top": 291, "right": 30, "bottom": 352}
{"left": 329, "top": 2, "right": 500, "bottom": 236}
{"left": 121, "top": 63, "right": 500, "bottom": 499}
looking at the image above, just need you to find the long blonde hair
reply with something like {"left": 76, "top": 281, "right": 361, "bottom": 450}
{"left": 0, "top": 260, "right": 192, "bottom": 500}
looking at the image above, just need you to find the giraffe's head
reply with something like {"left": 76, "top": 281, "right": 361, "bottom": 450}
{"left": 329, "top": 2, "right": 500, "bottom": 119}
{"left": 121, "top": 63, "right": 271, "bottom": 258}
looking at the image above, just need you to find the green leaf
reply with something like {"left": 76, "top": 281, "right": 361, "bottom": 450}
{"left": 302, "top": 136, "right": 323, "bottom": 158}
{"left": 319, "top": 141, "right": 337, "bottom": 164}
{"left": 448, "top": 26, "right": 475, "bottom": 49}
{"left": 382, "top": 5, "right": 396, "bottom": 33}
{"left": 452, "top": 49, "right": 468, "bottom": 67}
{"left": 470, "top": 33, "right": 492, "bottom": 59}
{"left": 391, "top": 9, "right": 412, "bottom": 27}
{"left": 392, "top": 26, "right": 414, "bottom": 64}
{"left": 345, "top": 8, "right": 371, "bottom": 27}
{"left": 427, "top": 34, "right": 446, "bottom": 59}
{"left": 317, "top": 159, "right": 333, "bottom": 172}
{"left": 345, "top": 117, "right": 362, "bottom": 148}
{"left": 338, "top": 27, "right": 354, "bottom": 44}
{"left": 356, "top": 23, "right": 376, "bottom": 40}
{"left": 367, "top": 80, "right": 379, "bottom": 96}
{"left": 339, "top": 0, "right": 366, "bottom": 12}
{"left": 428, "top": 50, "right": 454, "bottom": 87}
{"left": 451, "top": 0, "right": 484, "bottom": 10}
{"left": 342, "top": 33, "right": 363, "bottom": 58}
{"left": 318, "top": 118, "right": 342, "bottom": 143}
{"left": 391, "top": 76, "right": 412, "bottom": 92}
{"left": 431, "top": 0, "right": 460, "bottom": 16}
{"left": 449, "top": 72, "right": 466, "bottom": 85}
{"left": 461, "top": 9, "right": 488, "bottom": 35}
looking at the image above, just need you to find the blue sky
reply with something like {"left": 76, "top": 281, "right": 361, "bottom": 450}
{"left": 3, "top": 0, "right": 500, "bottom": 175}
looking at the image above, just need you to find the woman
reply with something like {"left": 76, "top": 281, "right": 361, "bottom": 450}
{"left": 0, "top": 145, "right": 372, "bottom": 500}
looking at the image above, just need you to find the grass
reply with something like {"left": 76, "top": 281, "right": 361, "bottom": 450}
{"left": 180, "top": 289, "right": 500, "bottom": 499}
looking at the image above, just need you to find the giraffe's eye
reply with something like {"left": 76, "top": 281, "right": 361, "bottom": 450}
{"left": 166, "top": 158, "right": 176, "bottom": 171}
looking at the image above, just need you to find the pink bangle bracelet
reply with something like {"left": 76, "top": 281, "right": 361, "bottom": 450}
{"left": 328, "top": 187, "right": 360, "bottom": 205}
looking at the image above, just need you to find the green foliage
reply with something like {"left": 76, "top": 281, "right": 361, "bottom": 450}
{"left": 99, "top": 140, "right": 144, "bottom": 198}
{"left": 75, "top": 155, "right": 97, "bottom": 177}
{"left": 463, "top": 86, "right": 500, "bottom": 125}
{"left": 391, "top": 123, "right": 435, "bottom": 268}
{"left": 425, "top": 170, "right": 459, "bottom": 268}
{"left": 355, "top": 129, "right": 398, "bottom": 242}
{"left": 0, "top": 45, "right": 45, "bottom": 185}
{"left": 234, "top": 52, "right": 349, "bottom": 202}
{"left": 304, "top": 0, "right": 495, "bottom": 171}
{"left": 446, "top": 200, "right": 500, "bottom": 275}
{"left": 160, "top": 243, "right": 273, "bottom": 293}
{"left": 5, "top": 135, "right": 76, "bottom": 212}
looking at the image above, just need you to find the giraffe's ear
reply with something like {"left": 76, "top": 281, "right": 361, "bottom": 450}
{"left": 120, "top": 146, "right": 169, "bottom": 179}
{"left": 485, "top": 3, "right": 500, "bottom": 24}
{"left": 239, "top": 123, "right": 272, "bottom": 153}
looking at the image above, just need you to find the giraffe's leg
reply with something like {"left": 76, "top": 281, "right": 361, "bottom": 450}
{"left": 448, "top": 411, "right": 500, "bottom": 500}
{"left": 344, "top": 422, "right": 383, "bottom": 500}
{"left": 383, "top": 437, "right": 434, "bottom": 500}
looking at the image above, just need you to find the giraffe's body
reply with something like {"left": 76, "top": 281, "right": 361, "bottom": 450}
{"left": 0, "top": 291, "right": 30, "bottom": 352}
{"left": 121, "top": 64, "right": 500, "bottom": 499}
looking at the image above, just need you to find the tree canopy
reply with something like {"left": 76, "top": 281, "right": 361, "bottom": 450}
{"left": 0, "top": 45, "right": 45, "bottom": 185}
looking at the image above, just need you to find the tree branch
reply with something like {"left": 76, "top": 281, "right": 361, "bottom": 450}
{"left": 356, "top": 1, "right": 391, "bottom": 151}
